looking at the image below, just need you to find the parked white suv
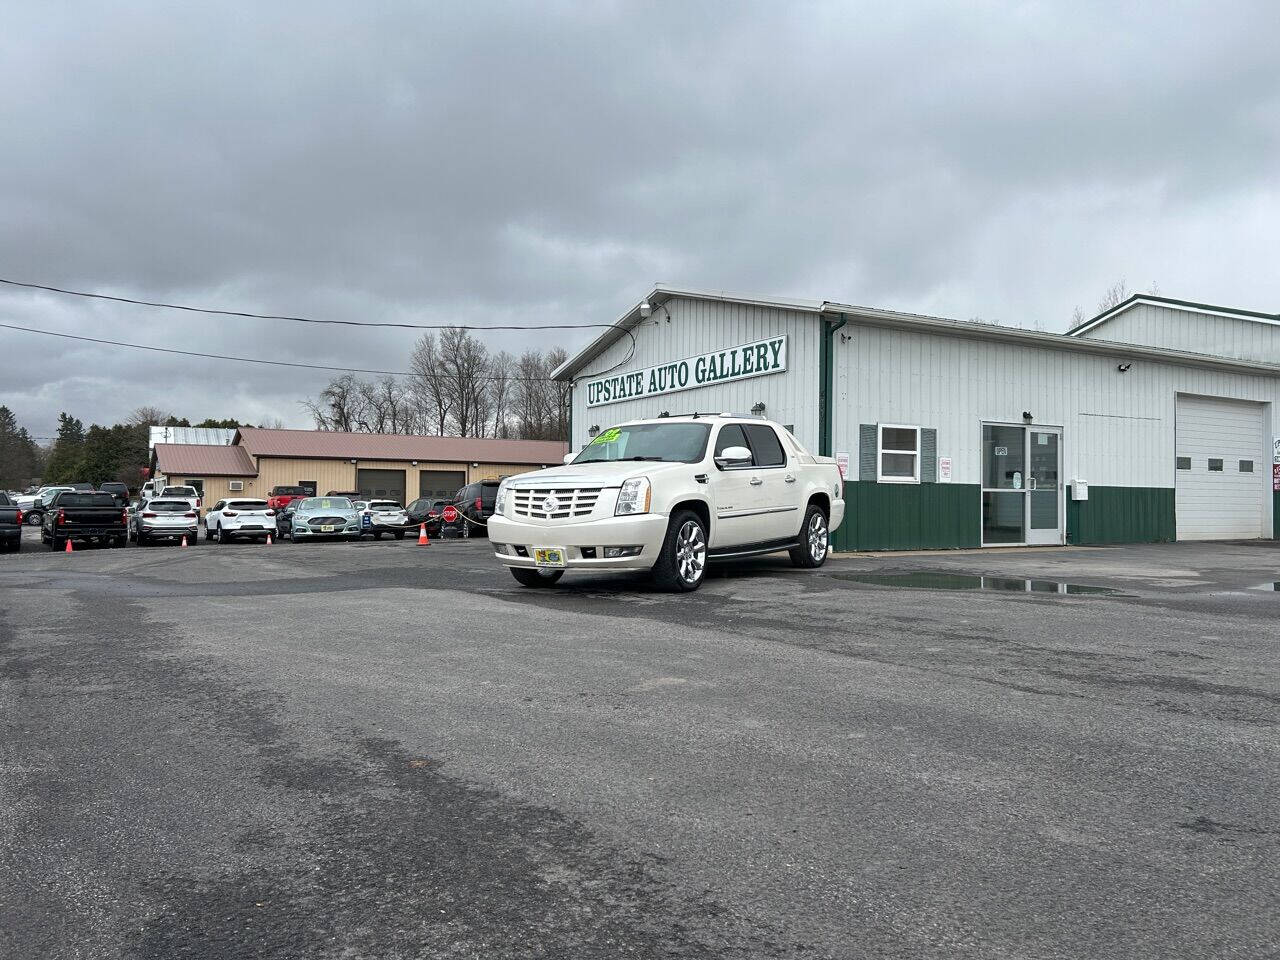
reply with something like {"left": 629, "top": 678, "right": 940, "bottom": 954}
{"left": 487, "top": 415, "right": 844, "bottom": 591}
{"left": 204, "top": 498, "right": 277, "bottom": 543}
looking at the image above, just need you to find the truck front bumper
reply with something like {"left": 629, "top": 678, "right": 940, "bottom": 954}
{"left": 487, "top": 513, "right": 669, "bottom": 571}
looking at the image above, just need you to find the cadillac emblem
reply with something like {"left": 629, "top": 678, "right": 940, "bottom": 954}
{"left": 541, "top": 495, "right": 561, "bottom": 513}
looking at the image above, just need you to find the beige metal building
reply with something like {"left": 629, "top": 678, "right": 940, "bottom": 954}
{"left": 151, "top": 428, "right": 567, "bottom": 509}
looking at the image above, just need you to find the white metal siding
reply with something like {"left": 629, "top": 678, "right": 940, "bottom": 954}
{"left": 833, "top": 321, "right": 1278, "bottom": 524}
{"left": 1079, "top": 303, "right": 1280, "bottom": 365}
{"left": 569, "top": 298, "right": 822, "bottom": 452}
{"left": 1175, "top": 395, "right": 1268, "bottom": 540}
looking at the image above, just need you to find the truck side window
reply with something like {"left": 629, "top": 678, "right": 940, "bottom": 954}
{"left": 744, "top": 425, "right": 786, "bottom": 467}
{"left": 714, "top": 424, "right": 754, "bottom": 462}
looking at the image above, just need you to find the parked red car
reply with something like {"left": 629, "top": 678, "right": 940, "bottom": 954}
{"left": 266, "top": 485, "right": 312, "bottom": 512}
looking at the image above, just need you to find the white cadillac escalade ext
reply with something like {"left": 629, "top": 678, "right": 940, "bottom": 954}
{"left": 487, "top": 415, "right": 845, "bottom": 591}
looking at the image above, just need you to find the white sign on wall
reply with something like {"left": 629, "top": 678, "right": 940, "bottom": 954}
{"left": 836, "top": 452, "right": 849, "bottom": 480}
{"left": 583, "top": 336, "right": 788, "bottom": 407}
{"left": 938, "top": 457, "right": 952, "bottom": 482}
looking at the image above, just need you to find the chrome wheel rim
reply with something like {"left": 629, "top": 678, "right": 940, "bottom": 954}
{"left": 675, "top": 520, "right": 706, "bottom": 585}
{"left": 808, "top": 512, "right": 828, "bottom": 562}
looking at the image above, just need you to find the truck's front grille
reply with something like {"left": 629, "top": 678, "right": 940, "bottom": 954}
{"left": 511, "top": 487, "right": 603, "bottom": 520}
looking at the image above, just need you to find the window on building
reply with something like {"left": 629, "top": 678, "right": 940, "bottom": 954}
{"left": 1176, "top": 457, "right": 1191, "bottom": 470}
{"left": 1239, "top": 460, "right": 1254, "bottom": 473}
{"left": 1208, "top": 458, "right": 1224, "bottom": 472}
{"left": 878, "top": 425, "right": 920, "bottom": 483}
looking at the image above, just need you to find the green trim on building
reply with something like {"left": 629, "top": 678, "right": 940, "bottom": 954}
{"left": 818, "top": 315, "right": 846, "bottom": 456}
{"left": 1066, "top": 485, "right": 1175, "bottom": 545}
{"left": 833, "top": 481, "right": 981, "bottom": 552}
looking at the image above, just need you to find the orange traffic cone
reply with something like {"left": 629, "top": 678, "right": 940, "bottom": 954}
{"left": 65, "top": 539, "right": 73, "bottom": 553}
{"left": 181, "top": 535, "right": 188, "bottom": 547}
{"left": 266, "top": 532, "right": 273, "bottom": 545}
{"left": 417, "top": 523, "right": 430, "bottom": 546}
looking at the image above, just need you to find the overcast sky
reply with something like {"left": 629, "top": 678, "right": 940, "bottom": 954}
{"left": 2, "top": 1, "right": 1277, "bottom": 438}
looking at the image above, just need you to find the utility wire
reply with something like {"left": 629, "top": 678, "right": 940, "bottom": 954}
{"left": 0, "top": 275, "right": 638, "bottom": 382}
{"left": 0, "top": 321, "right": 560, "bottom": 384}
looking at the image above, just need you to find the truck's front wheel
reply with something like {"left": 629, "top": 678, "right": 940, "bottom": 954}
{"left": 652, "top": 510, "right": 707, "bottom": 592}
{"left": 510, "top": 567, "right": 563, "bottom": 588}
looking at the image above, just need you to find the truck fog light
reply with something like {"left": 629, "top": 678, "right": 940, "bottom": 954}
{"left": 603, "top": 545, "right": 642, "bottom": 558}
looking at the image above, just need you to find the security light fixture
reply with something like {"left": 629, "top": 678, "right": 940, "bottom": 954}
{"left": 639, "top": 300, "right": 652, "bottom": 318}
{"left": 1022, "top": 412, "right": 1033, "bottom": 422}
{"left": 411, "top": 460, "right": 418, "bottom": 466}
{"left": 751, "top": 402, "right": 766, "bottom": 414}
{"left": 588, "top": 425, "right": 600, "bottom": 437}
{"left": 349, "top": 458, "right": 358, "bottom": 464}
{"left": 1117, "top": 362, "right": 1132, "bottom": 373}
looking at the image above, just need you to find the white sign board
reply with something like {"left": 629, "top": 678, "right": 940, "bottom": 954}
{"left": 938, "top": 457, "right": 952, "bottom": 482}
{"left": 583, "top": 336, "right": 788, "bottom": 407}
{"left": 836, "top": 452, "right": 849, "bottom": 480}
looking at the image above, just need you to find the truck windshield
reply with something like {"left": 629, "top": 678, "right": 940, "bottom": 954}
{"left": 572, "top": 423, "right": 712, "bottom": 464}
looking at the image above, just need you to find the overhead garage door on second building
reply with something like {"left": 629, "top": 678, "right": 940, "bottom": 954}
{"left": 1175, "top": 395, "right": 1267, "bottom": 540}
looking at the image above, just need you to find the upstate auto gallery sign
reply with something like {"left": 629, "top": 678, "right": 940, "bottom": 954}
{"left": 584, "top": 336, "right": 788, "bottom": 407}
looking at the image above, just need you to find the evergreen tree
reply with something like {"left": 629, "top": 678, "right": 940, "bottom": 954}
{"left": 0, "top": 407, "right": 42, "bottom": 488}
{"left": 43, "top": 413, "right": 86, "bottom": 482}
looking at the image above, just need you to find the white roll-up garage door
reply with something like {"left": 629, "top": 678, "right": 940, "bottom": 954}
{"left": 1175, "top": 395, "right": 1266, "bottom": 540}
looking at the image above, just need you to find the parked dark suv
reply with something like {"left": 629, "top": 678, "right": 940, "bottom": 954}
{"left": 450, "top": 480, "right": 501, "bottom": 538}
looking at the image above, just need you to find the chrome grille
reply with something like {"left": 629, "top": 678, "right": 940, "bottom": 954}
{"left": 512, "top": 487, "right": 603, "bottom": 520}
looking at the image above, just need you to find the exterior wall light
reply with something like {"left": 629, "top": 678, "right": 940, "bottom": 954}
{"left": 588, "top": 425, "right": 600, "bottom": 437}
{"left": 1117, "top": 362, "right": 1132, "bottom": 373}
{"left": 751, "top": 402, "right": 766, "bottom": 415}
{"left": 1022, "top": 412, "right": 1033, "bottom": 422}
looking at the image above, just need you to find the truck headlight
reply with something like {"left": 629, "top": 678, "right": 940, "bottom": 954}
{"left": 495, "top": 480, "right": 509, "bottom": 514}
{"left": 615, "top": 477, "right": 651, "bottom": 516}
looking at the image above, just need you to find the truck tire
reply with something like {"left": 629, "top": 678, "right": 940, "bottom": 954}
{"left": 510, "top": 567, "right": 563, "bottom": 588}
{"left": 651, "top": 510, "right": 708, "bottom": 592}
{"left": 789, "top": 504, "right": 830, "bottom": 569}
{"left": 50, "top": 537, "right": 63, "bottom": 552}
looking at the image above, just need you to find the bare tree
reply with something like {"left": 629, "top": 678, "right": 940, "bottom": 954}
{"left": 303, "top": 374, "right": 367, "bottom": 431}
{"left": 546, "top": 347, "right": 571, "bottom": 442}
{"left": 1096, "top": 279, "right": 1128, "bottom": 314}
{"left": 438, "top": 326, "right": 490, "bottom": 437}
{"left": 359, "top": 376, "right": 417, "bottom": 433}
{"left": 488, "top": 351, "right": 515, "bottom": 438}
{"left": 409, "top": 333, "right": 452, "bottom": 435}
{"left": 514, "top": 350, "right": 551, "bottom": 439}
{"left": 127, "top": 405, "right": 174, "bottom": 426}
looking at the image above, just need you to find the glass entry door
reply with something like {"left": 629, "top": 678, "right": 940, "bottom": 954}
{"left": 981, "top": 424, "right": 1063, "bottom": 546}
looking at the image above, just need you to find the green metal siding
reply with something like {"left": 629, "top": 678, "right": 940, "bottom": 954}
{"left": 833, "top": 481, "right": 981, "bottom": 552}
{"left": 1066, "top": 485, "right": 1175, "bottom": 545}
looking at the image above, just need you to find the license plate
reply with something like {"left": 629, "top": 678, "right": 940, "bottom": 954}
{"left": 321, "top": 524, "right": 335, "bottom": 532}
{"left": 533, "top": 547, "right": 566, "bottom": 568}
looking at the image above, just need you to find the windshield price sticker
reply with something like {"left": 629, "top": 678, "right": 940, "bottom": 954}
{"left": 591, "top": 427, "right": 622, "bottom": 445}
{"left": 584, "top": 336, "right": 787, "bottom": 407}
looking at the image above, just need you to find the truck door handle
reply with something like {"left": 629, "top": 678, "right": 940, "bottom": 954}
{"left": 749, "top": 478, "right": 763, "bottom": 486}
{"left": 784, "top": 474, "right": 797, "bottom": 483}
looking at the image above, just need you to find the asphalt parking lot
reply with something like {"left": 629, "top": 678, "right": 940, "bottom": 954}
{"left": 2, "top": 528, "right": 1277, "bottom": 959}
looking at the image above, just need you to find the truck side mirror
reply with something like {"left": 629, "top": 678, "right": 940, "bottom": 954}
{"left": 714, "top": 446, "right": 753, "bottom": 469}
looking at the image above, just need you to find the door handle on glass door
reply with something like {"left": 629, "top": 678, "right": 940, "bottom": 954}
{"left": 1029, "top": 478, "right": 1037, "bottom": 490}
{"left": 749, "top": 477, "right": 763, "bottom": 486}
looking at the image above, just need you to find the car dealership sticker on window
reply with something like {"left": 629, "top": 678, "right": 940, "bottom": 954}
{"left": 584, "top": 336, "right": 788, "bottom": 407}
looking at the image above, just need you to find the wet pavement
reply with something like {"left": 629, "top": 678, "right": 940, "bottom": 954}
{"left": 1, "top": 532, "right": 1278, "bottom": 958}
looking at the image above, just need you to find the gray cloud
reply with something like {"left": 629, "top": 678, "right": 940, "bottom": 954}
{"left": 2, "top": 1, "right": 1278, "bottom": 436}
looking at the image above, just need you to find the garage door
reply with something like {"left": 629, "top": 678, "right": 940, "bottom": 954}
{"left": 419, "top": 470, "right": 465, "bottom": 499}
{"left": 356, "top": 469, "right": 406, "bottom": 504}
{"left": 1175, "top": 395, "right": 1266, "bottom": 540}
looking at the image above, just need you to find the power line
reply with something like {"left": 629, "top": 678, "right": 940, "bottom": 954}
{"left": 0, "top": 321, "right": 563, "bottom": 384}
{"left": 0, "top": 275, "right": 638, "bottom": 382}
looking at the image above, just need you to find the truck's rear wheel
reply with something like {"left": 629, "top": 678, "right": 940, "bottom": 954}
{"left": 789, "top": 504, "right": 830, "bottom": 568}
{"left": 652, "top": 510, "right": 707, "bottom": 592}
{"left": 510, "top": 567, "right": 563, "bottom": 588}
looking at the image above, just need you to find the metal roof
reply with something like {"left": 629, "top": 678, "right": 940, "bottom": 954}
{"left": 153, "top": 443, "right": 257, "bottom": 477}
{"left": 234, "top": 428, "right": 567, "bottom": 465}
{"left": 554, "top": 286, "right": 1280, "bottom": 382}
{"left": 1065, "top": 293, "right": 1280, "bottom": 337}
{"left": 148, "top": 426, "right": 238, "bottom": 449}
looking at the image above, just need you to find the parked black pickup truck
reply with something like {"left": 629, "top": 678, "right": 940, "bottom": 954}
{"left": 0, "top": 491, "right": 21, "bottom": 552}
{"left": 40, "top": 491, "right": 128, "bottom": 550}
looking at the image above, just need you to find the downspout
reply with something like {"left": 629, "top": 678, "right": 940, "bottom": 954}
{"left": 819, "top": 313, "right": 847, "bottom": 457}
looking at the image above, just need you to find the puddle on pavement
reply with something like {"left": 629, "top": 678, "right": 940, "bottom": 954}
{"left": 1253, "top": 582, "right": 1280, "bottom": 592}
{"left": 834, "top": 571, "right": 1123, "bottom": 595}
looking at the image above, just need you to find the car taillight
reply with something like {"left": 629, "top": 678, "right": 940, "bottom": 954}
{"left": 142, "top": 512, "right": 157, "bottom": 519}
{"left": 57, "top": 508, "right": 66, "bottom": 525}
{"left": 184, "top": 512, "right": 197, "bottom": 518}
{"left": 265, "top": 509, "right": 275, "bottom": 516}
{"left": 224, "top": 511, "right": 238, "bottom": 517}
{"left": 122, "top": 509, "right": 130, "bottom": 524}
{"left": 14, "top": 509, "right": 22, "bottom": 525}
{"left": 475, "top": 497, "right": 483, "bottom": 510}
{"left": 196, "top": 498, "right": 202, "bottom": 508}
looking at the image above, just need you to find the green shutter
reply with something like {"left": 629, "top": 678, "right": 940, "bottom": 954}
{"left": 921, "top": 428, "right": 937, "bottom": 483}
{"left": 859, "top": 424, "right": 877, "bottom": 481}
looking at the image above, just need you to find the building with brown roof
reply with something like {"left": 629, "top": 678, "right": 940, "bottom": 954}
{"left": 152, "top": 429, "right": 567, "bottom": 509}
